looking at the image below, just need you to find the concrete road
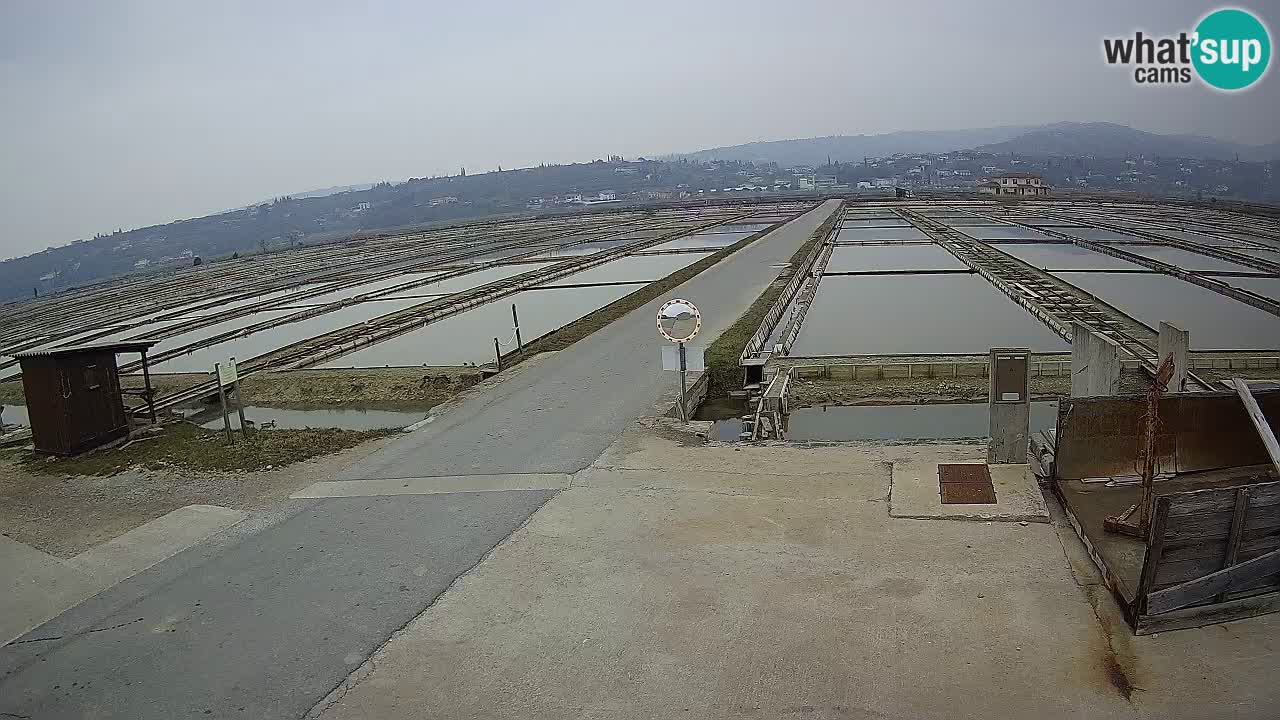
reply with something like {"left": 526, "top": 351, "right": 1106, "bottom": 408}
{"left": 316, "top": 427, "right": 1280, "bottom": 720}
{"left": 0, "top": 200, "right": 840, "bottom": 719}
{"left": 0, "top": 492, "right": 555, "bottom": 718}
{"left": 340, "top": 199, "right": 841, "bottom": 478}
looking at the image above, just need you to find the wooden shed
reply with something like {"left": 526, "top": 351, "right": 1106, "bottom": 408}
{"left": 13, "top": 341, "right": 158, "bottom": 456}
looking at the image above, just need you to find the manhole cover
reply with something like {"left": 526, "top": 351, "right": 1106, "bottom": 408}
{"left": 938, "top": 463, "right": 997, "bottom": 504}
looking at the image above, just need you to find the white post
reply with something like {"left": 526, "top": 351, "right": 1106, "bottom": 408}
{"left": 1158, "top": 322, "right": 1189, "bottom": 393}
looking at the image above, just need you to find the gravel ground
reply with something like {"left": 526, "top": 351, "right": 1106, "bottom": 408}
{"left": 0, "top": 430, "right": 399, "bottom": 558}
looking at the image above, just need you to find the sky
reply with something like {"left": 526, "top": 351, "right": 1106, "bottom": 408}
{"left": 1, "top": 0, "right": 1277, "bottom": 260}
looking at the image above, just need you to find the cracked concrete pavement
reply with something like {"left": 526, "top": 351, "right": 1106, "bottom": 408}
{"left": 314, "top": 428, "right": 1280, "bottom": 720}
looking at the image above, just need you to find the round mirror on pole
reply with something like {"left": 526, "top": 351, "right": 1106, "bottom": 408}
{"left": 657, "top": 298, "right": 701, "bottom": 344}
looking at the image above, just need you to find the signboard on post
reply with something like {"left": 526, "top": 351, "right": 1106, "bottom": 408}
{"left": 657, "top": 298, "right": 701, "bottom": 420}
{"left": 661, "top": 345, "right": 705, "bottom": 372}
{"left": 213, "top": 357, "right": 249, "bottom": 442}
{"left": 216, "top": 357, "right": 239, "bottom": 387}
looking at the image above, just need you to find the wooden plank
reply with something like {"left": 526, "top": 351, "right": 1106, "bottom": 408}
{"left": 1137, "top": 496, "right": 1172, "bottom": 606}
{"left": 1137, "top": 590, "right": 1280, "bottom": 635}
{"left": 1154, "top": 556, "right": 1228, "bottom": 589}
{"left": 1163, "top": 504, "right": 1280, "bottom": 543}
{"left": 1160, "top": 537, "right": 1230, "bottom": 564}
{"left": 1245, "top": 505, "right": 1280, "bottom": 534}
{"left": 1217, "top": 488, "right": 1251, "bottom": 602}
{"left": 1165, "top": 479, "right": 1280, "bottom": 517}
{"left": 1224, "top": 575, "right": 1280, "bottom": 598}
{"left": 1232, "top": 377, "right": 1280, "bottom": 476}
{"left": 1147, "top": 547, "right": 1280, "bottom": 615}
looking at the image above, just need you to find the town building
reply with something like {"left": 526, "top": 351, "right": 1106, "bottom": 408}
{"left": 978, "top": 172, "right": 1050, "bottom": 197}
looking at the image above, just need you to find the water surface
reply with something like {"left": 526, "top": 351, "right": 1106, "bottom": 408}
{"left": 193, "top": 404, "right": 427, "bottom": 431}
{"left": 1054, "top": 271, "right": 1280, "bottom": 349}
{"left": 825, "top": 244, "right": 966, "bottom": 273}
{"left": 791, "top": 274, "right": 1068, "bottom": 355}
{"left": 786, "top": 401, "right": 1059, "bottom": 441}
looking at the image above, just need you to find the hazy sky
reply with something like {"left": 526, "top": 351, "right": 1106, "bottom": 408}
{"left": 2, "top": 0, "right": 1277, "bottom": 259}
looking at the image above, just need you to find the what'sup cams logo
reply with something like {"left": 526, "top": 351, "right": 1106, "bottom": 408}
{"left": 1103, "top": 7, "right": 1271, "bottom": 90}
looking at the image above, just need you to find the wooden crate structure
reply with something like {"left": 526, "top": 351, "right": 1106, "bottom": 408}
{"left": 1137, "top": 483, "right": 1280, "bottom": 633}
{"left": 1053, "top": 390, "right": 1280, "bottom": 633}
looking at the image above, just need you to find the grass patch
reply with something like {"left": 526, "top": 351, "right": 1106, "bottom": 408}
{"left": 703, "top": 206, "right": 842, "bottom": 398}
{"left": 19, "top": 422, "right": 396, "bottom": 476}
{"left": 505, "top": 218, "right": 792, "bottom": 359}
{"left": 0, "top": 380, "right": 24, "bottom": 405}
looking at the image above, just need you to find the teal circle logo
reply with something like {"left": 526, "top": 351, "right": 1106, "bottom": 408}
{"left": 1193, "top": 8, "right": 1271, "bottom": 90}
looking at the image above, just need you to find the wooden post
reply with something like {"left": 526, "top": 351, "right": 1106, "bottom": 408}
{"left": 494, "top": 338, "right": 503, "bottom": 371}
{"left": 512, "top": 304, "right": 523, "bottom": 353}
{"left": 1071, "top": 323, "right": 1120, "bottom": 397}
{"left": 1136, "top": 496, "right": 1171, "bottom": 612}
{"left": 215, "top": 362, "right": 233, "bottom": 444}
{"left": 231, "top": 358, "right": 249, "bottom": 440}
{"left": 1158, "top": 322, "right": 1189, "bottom": 393}
{"left": 1232, "top": 377, "right": 1280, "bottom": 475}
{"left": 140, "top": 348, "right": 157, "bottom": 424}
{"left": 1216, "top": 488, "right": 1251, "bottom": 603}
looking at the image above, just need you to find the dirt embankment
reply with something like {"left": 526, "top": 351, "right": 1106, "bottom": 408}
{"left": 1, "top": 367, "right": 484, "bottom": 407}
{"left": 229, "top": 367, "right": 483, "bottom": 406}
{"left": 788, "top": 369, "right": 1159, "bottom": 407}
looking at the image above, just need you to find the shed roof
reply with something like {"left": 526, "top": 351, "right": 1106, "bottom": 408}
{"left": 12, "top": 340, "right": 159, "bottom": 360}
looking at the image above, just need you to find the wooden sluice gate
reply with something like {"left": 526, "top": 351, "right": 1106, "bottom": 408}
{"left": 1050, "top": 383, "right": 1280, "bottom": 633}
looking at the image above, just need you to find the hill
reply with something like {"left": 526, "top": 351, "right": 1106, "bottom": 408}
{"left": 674, "top": 123, "right": 1279, "bottom": 166}
{"left": 0, "top": 159, "right": 770, "bottom": 302}
{"left": 973, "top": 122, "right": 1269, "bottom": 160}
{"left": 669, "top": 127, "right": 1036, "bottom": 166}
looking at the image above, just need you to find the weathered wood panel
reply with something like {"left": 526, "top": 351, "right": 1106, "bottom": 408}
{"left": 1055, "top": 391, "right": 1280, "bottom": 481}
{"left": 1137, "top": 592, "right": 1280, "bottom": 634}
{"left": 1140, "top": 480, "right": 1280, "bottom": 622}
{"left": 1146, "top": 549, "right": 1280, "bottom": 614}
{"left": 1167, "top": 481, "right": 1280, "bottom": 516}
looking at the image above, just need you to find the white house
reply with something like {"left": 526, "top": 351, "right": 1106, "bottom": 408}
{"left": 978, "top": 173, "right": 1050, "bottom": 197}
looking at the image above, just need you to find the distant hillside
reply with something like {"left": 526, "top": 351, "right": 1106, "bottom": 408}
{"left": 669, "top": 126, "right": 1037, "bottom": 167}
{"left": 674, "top": 123, "right": 1280, "bottom": 166}
{"left": 974, "top": 122, "right": 1273, "bottom": 160}
{"left": 0, "top": 159, "right": 776, "bottom": 302}
{"left": 279, "top": 183, "right": 380, "bottom": 201}
{"left": 1254, "top": 140, "right": 1280, "bottom": 161}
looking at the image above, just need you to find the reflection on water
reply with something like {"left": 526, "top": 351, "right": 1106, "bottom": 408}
{"left": 993, "top": 243, "right": 1139, "bottom": 271}
{"left": 960, "top": 226, "right": 1057, "bottom": 241}
{"left": 1114, "top": 244, "right": 1257, "bottom": 273}
{"left": 792, "top": 274, "right": 1069, "bottom": 355}
{"left": 1055, "top": 271, "right": 1280, "bottom": 349}
{"left": 1, "top": 403, "right": 28, "bottom": 427}
{"left": 824, "top": 244, "right": 966, "bottom": 273}
{"left": 542, "top": 254, "right": 699, "bottom": 287}
{"left": 696, "top": 397, "right": 748, "bottom": 441}
{"left": 836, "top": 227, "right": 927, "bottom": 242}
{"left": 320, "top": 282, "right": 643, "bottom": 367}
{"left": 187, "top": 404, "right": 429, "bottom": 431}
{"left": 786, "top": 401, "right": 1058, "bottom": 442}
